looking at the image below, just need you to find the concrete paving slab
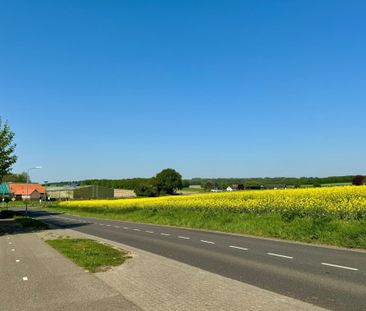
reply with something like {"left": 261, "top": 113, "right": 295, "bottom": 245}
{"left": 0, "top": 228, "right": 140, "bottom": 311}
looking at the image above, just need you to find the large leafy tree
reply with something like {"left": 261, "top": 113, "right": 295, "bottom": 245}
{"left": 0, "top": 118, "right": 17, "bottom": 182}
{"left": 155, "top": 168, "right": 183, "bottom": 195}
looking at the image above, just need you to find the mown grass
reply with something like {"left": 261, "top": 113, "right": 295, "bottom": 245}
{"left": 46, "top": 238, "right": 129, "bottom": 272}
{"left": 43, "top": 204, "right": 366, "bottom": 249}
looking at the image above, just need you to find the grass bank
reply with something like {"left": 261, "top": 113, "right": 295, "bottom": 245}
{"left": 46, "top": 238, "right": 129, "bottom": 272}
{"left": 43, "top": 204, "right": 366, "bottom": 249}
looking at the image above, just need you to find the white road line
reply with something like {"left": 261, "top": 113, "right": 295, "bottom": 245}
{"left": 8, "top": 242, "right": 12, "bottom": 245}
{"left": 178, "top": 236, "right": 190, "bottom": 240}
{"left": 11, "top": 249, "right": 15, "bottom": 252}
{"left": 133, "top": 228, "right": 141, "bottom": 231}
{"left": 22, "top": 277, "right": 28, "bottom": 281}
{"left": 229, "top": 245, "right": 248, "bottom": 251}
{"left": 160, "top": 233, "right": 170, "bottom": 236}
{"left": 321, "top": 262, "right": 358, "bottom": 271}
{"left": 106, "top": 224, "right": 111, "bottom": 227}
{"left": 146, "top": 230, "right": 154, "bottom": 233}
{"left": 16, "top": 259, "right": 20, "bottom": 263}
{"left": 99, "top": 224, "right": 104, "bottom": 226}
{"left": 200, "top": 240, "right": 215, "bottom": 244}
{"left": 123, "top": 227, "right": 129, "bottom": 229}
{"left": 267, "top": 252, "right": 293, "bottom": 259}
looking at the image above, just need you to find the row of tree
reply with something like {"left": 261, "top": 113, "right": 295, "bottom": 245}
{"left": 82, "top": 168, "right": 184, "bottom": 197}
{"left": 192, "top": 176, "right": 357, "bottom": 190}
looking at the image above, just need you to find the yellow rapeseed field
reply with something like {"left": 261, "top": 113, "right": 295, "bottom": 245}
{"left": 60, "top": 186, "right": 366, "bottom": 219}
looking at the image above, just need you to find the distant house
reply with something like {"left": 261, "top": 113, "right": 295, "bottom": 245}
{"left": 9, "top": 183, "right": 46, "bottom": 200}
{"left": 226, "top": 184, "right": 245, "bottom": 191}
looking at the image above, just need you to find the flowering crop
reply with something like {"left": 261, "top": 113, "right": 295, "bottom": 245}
{"left": 59, "top": 186, "right": 366, "bottom": 220}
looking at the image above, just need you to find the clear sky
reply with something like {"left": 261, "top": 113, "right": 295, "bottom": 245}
{"left": 1, "top": 1, "right": 365, "bottom": 182}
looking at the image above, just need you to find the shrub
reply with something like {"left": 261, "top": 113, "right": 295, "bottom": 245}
{"left": 352, "top": 175, "right": 364, "bottom": 186}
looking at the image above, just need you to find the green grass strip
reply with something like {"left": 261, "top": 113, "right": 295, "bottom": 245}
{"left": 46, "top": 238, "right": 129, "bottom": 272}
{"left": 43, "top": 205, "right": 366, "bottom": 249}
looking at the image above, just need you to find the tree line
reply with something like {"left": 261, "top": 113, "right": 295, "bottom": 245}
{"left": 80, "top": 175, "right": 357, "bottom": 191}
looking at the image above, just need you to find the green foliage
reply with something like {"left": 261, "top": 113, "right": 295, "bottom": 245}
{"left": 80, "top": 177, "right": 154, "bottom": 190}
{"left": 2, "top": 172, "right": 28, "bottom": 183}
{"left": 45, "top": 204, "right": 366, "bottom": 249}
{"left": 0, "top": 118, "right": 17, "bottom": 182}
{"left": 46, "top": 239, "right": 129, "bottom": 272}
{"left": 134, "top": 182, "right": 159, "bottom": 197}
{"left": 191, "top": 176, "right": 355, "bottom": 189}
{"left": 155, "top": 168, "right": 183, "bottom": 195}
{"left": 352, "top": 175, "right": 364, "bottom": 186}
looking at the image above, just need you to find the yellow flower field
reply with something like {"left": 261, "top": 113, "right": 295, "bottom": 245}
{"left": 60, "top": 186, "right": 366, "bottom": 219}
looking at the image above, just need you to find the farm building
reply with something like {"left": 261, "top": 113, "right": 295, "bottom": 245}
{"left": 47, "top": 185, "right": 114, "bottom": 200}
{"left": 9, "top": 183, "right": 46, "bottom": 200}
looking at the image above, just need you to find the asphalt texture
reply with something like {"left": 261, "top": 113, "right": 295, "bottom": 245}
{"left": 23, "top": 209, "right": 366, "bottom": 311}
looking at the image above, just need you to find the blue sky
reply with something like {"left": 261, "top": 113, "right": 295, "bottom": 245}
{"left": 1, "top": 1, "right": 365, "bottom": 182}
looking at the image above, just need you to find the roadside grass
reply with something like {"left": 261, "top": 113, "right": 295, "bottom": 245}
{"left": 46, "top": 238, "right": 129, "bottom": 272}
{"left": 13, "top": 216, "right": 49, "bottom": 230}
{"left": 43, "top": 205, "right": 366, "bottom": 249}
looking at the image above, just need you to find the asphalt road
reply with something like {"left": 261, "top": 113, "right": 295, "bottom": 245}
{"left": 25, "top": 209, "right": 366, "bottom": 311}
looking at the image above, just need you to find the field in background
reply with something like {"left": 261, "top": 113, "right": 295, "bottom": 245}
{"left": 44, "top": 186, "right": 366, "bottom": 249}
{"left": 59, "top": 186, "right": 366, "bottom": 219}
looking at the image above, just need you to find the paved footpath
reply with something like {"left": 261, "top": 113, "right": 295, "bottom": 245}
{"left": 0, "top": 220, "right": 140, "bottom": 311}
{"left": 39, "top": 228, "right": 328, "bottom": 311}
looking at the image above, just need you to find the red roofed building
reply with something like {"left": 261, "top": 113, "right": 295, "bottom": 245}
{"left": 9, "top": 183, "right": 46, "bottom": 200}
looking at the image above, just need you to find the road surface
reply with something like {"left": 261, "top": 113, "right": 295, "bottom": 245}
{"left": 24, "top": 209, "right": 366, "bottom": 311}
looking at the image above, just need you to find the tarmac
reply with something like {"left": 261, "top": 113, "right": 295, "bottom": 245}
{"left": 0, "top": 217, "right": 328, "bottom": 311}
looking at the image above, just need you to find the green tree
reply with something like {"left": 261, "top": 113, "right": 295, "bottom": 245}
{"left": 0, "top": 118, "right": 17, "bottom": 182}
{"left": 352, "top": 175, "right": 364, "bottom": 186}
{"left": 155, "top": 168, "right": 183, "bottom": 195}
{"left": 134, "top": 182, "right": 159, "bottom": 197}
{"left": 3, "top": 172, "right": 28, "bottom": 183}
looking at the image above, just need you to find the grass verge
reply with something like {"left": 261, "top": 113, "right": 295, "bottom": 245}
{"left": 43, "top": 205, "right": 366, "bottom": 249}
{"left": 46, "top": 238, "right": 129, "bottom": 272}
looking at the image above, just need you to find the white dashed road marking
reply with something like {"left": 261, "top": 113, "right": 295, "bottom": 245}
{"left": 200, "top": 240, "right": 215, "bottom": 244}
{"left": 16, "top": 259, "right": 20, "bottom": 263}
{"left": 267, "top": 252, "right": 293, "bottom": 259}
{"left": 8, "top": 242, "right": 12, "bottom": 245}
{"left": 146, "top": 231, "right": 154, "bottom": 233}
{"left": 321, "top": 263, "right": 358, "bottom": 271}
{"left": 11, "top": 249, "right": 15, "bottom": 252}
{"left": 178, "top": 236, "right": 190, "bottom": 240}
{"left": 133, "top": 229, "right": 141, "bottom": 231}
{"left": 160, "top": 233, "right": 170, "bottom": 236}
{"left": 22, "top": 277, "right": 28, "bottom": 281}
{"left": 123, "top": 227, "right": 129, "bottom": 229}
{"left": 229, "top": 245, "right": 248, "bottom": 251}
